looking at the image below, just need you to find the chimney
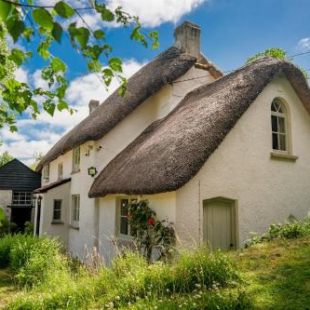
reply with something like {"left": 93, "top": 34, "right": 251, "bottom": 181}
{"left": 174, "top": 21, "right": 201, "bottom": 57}
{"left": 89, "top": 100, "right": 99, "bottom": 114}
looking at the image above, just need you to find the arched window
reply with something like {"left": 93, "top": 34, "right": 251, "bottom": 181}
{"left": 271, "top": 98, "right": 289, "bottom": 152}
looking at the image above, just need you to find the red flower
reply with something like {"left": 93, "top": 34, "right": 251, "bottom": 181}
{"left": 148, "top": 217, "right": 155, "bottom": 225}
{"left": 127, "top": 213, "right": 131, "bottom": 219}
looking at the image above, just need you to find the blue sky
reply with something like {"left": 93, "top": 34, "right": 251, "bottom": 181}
{"left": 1, "top": 0, "right": 309, "bottom": 165}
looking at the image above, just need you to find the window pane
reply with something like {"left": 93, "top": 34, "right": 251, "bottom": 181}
{"left": 272, "top": 133, "right": 279, "bottom": 150}
{"left": 121, "top": 200, "right": 128, "bottom": 216}
{"left": 278, "top": 117, "right": 286, "bottom": 133}
{"left": 271, "top": 115, "right": 278, "bottom": 132}
{"left": 120, "top": 217, "right": 128, "bottom": 235}
{"left": 279, "top": 134, "right": 287, "bottom": 151}
{"left": 271, "top": 102, "right": 277, "bottom": 111}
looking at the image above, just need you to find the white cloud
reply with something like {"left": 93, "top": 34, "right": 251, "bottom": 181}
{"left": 298, "top": 38, "right": 310, "bottom": 52}
{"left": 14, "top": 67, "right": 28, "bottom": 83}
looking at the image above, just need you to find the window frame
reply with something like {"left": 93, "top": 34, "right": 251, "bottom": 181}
{"left": 72, "top": 147, "right": 81, "bottom": 173}
{"left": 116, "top": 197, "right": 136, "bottom": 240}
{"left": 43, "top": 164, "right": 50, "bottom": 182}
{"left": 53, "top": 199, "right": 62, "bottom": 222}
{"left": 12, "top": 191, "right": 32, "bottom": 206}
{"left": 71, "top": 195, "right": 80, "bottom": 228}
{"left": 58, "top": 163, "right": 63, "bottom": 180}
{"left": 271, "top": 98, "right": 292, "bottom": 155}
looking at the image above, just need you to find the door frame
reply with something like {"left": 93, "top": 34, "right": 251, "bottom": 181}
{"left": 202, "top": 196, "right": 239, "bottom": 250}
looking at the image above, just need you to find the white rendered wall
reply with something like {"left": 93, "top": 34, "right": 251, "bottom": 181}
{"left": 97, "top": 192, "right": 176, "bottom": 265}
{"left": 0, "top": 190, "right": 12, "bottom": 218}
{"left": 175, "top": 75, "right": 310, "bottom": 247}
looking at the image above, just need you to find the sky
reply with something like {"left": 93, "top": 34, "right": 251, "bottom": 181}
{"left": 1, "top": 0, "right": 310, "bottom": 165}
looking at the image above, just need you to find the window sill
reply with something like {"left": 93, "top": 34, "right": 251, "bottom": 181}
{"left": 51, "top": 221, "right": 64, "bottom": 225}
{"left": 71, "top": 169, "right": 80, "bottom": 175}
{"left": 270, "top": 152, "right": 298, "bottom": 162}
{"left": 69, "top": 225, "right": 79, "bottom": 230}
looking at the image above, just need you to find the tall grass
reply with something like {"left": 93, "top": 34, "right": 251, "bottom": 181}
{"left": 0, "top": 234, "right": 251, "bottom": 310}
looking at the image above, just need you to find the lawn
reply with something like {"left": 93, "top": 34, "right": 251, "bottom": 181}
{"left": 1, "top": 237, "right": 310, "bottom": 309}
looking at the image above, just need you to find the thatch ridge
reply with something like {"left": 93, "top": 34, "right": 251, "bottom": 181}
{"left": 37, "top": 46, "right": 198, "bottom": 172}
{"left": 89, "top": 57, "right": 310, "bottom": 197}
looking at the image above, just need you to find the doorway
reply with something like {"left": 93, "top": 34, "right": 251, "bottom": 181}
{"left": 10, "top": 207, "right": 32, "bottom": 233}
{"left": 203, "top": 197, "right": 237, "bottom": 250}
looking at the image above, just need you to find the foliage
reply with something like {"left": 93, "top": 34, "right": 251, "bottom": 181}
{"left": 24, "top": 221, "right": 34, "bottom": 235}
{"left": 0, "top": 0, "right": 159, "bottom": 131}
{"left": 0, "top": 149, "right": 13, "bottom": 167}
{"left": 127, "top": 200, "right": 176, "bottom": 262}
{"left": 245, "top": 215, "right": 310, "bottom": 247}
{"left": 246, "top": 47, "right": 309, "bottom": 80}
{"left": 28, "top": 152, "right": 44, "bottom": 171}
{"left": 0, "top": 217, "right": 16, "bottom": 237}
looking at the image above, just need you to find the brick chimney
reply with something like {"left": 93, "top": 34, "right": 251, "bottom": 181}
{"left": 174, "top": 21, "right": 201, "bottom": 57}
{"left": 89, "top": 100, "right": 99, "bottom": 114}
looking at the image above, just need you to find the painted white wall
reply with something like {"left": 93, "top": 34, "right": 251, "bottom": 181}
{"left": 39, "top": 182, "right": 71, "bottom": 246}
{"left": 0, "top": 190, "right": 12, "bottom": 218}
{"left": 175, "top": 75, "right": 310, "bottom": 247}
{"left": 97, "top": 192, "right": 176, "bottom": 265}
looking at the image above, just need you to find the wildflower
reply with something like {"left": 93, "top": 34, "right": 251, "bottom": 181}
{"left": 148, "top": 217, "right": 156, "bottom": 225}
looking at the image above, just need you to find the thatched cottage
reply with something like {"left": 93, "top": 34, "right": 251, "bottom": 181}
{"left": 35, "top": 21, "right": 310, "bottom": 263}
{"left": 0, "top": 159, "right": 41, "bottom": 232}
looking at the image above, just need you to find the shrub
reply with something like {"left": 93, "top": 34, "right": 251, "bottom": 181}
{"left": 0, "top": 234, "right": 13, "bottom": 268}
{"left": 24, "top": 221, "right": 34, "bottom": 235}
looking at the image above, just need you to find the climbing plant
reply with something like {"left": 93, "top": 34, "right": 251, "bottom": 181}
{"left": 127, "top": 200, "right": 175, "bottom": 262}
{"left": 0, "top": 0, "right": 159, "bottom": 131}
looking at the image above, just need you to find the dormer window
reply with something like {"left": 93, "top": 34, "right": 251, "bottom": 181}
{"left": 271, "top": 99, "right": 289, "bottom": 153}
{"left": 58, "top": 163, "right": 63, "bottom": 179}
{"left": 72, "top": 147, "right": 80, "bottom": 173}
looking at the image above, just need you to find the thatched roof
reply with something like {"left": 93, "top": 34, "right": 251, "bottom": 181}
{"left": 89, "top": 57, "right": 310, "bottom": 197}
{"left": 37, "top": 46, "right": 204, "bottom": 172}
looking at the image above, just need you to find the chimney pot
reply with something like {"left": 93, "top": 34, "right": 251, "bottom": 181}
{"left": 174, "top": 21, "right": 201, "bottom": 57}
{"left": 89, "top": 100, "right": 99, "bottom": 114}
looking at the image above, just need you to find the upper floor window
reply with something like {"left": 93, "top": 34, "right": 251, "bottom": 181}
{"left": 53, "top": 200, "right": 62, "bottom": 222}
{"left": 72, "top": 147, "right": 80, "bottom": 173}
{"left": 271, "top": 99, "right": 289, "bottom": 153}
{"left": 58, "top": 163, "right": 63, "bottom": 180}
{"left": 43, "top": 164, "right": 50, "bottom": 182}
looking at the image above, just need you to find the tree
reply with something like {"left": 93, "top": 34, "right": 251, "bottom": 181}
{"left": 246, "top": 48, "right": 309, "bottom": 80}
{"left": 29, "top": 151, "right": 43, "bottom": 171}
{"left": 0, "top": 0, "right": 159, "bottom": 132}
{"left": 0, "top": 149, "right": 13, "bottom": 167}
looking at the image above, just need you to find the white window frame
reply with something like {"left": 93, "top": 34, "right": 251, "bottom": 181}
{"left": 116, "top": 197, "right": 136, "bottom": 240}
{"left": 71, "top": 195, "right": 80, "bottom": 228}
{"left": 72, "top": 147, "right": 80, "bottom": 173}
{"left": 53, "top": 199, "right": 62, "bottom": 222}
{"left": 271, "top": 98, "right": 291, "bottom": 154}
{"left": 12, "top": 191, "right": 32, "bottom": 206}
{"left": 58, "top": 163, "right": 63, "bottom": 180}
{"left": 43, "top": 164, "right": 50, "bottom": 182}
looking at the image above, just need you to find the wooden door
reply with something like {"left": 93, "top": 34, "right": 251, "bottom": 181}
{"left": 203, "top": 198, "right": 236, "bottom": 250}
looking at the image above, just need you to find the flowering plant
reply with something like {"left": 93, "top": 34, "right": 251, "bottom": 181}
{"left": 127, "top": 200, "right": 175, "bottom": 262}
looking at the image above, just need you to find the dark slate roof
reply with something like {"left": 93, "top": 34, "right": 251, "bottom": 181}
{"left": 0, "top": 159, "right": 41, "bottom": 191}
{"left": 34, "top": 178, "right": 71, "bottom": 193}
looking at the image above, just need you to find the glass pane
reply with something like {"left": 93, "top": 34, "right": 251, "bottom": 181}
{"left": 279, "top": 134, "right": 287, "bottom": 151}
{"left": 271, "top": 115, "right": 278, "bottom": 132}
{"left": 278, "top": 117, "right": 286, "bottom": 133}
{"left": 271, "top": 102, "right": 277, "bottom": 111}
{"left": 121, "top": 200, "right": 128, "bottom": 216}
{"left": 272, "top": 133, "right": 279, "bottom": 150}
{"left": 120, "top": 217, "right": 128, "bottom": 235}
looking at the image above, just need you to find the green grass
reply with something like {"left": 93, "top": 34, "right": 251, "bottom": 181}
{"left": 2, "top": 237, "right": 310, "bottom": 309}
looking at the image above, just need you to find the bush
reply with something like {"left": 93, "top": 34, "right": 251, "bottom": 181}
{"left": 0, "top": 234, "right": 13, "bottom": 268}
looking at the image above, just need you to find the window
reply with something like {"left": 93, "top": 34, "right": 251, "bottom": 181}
{"left": 12, "top": 191, "right": 32, "bottom": 206}
{"left": 271, "top": 99, "right": 289, "bottom": 153}
{"left": 53, "top": 200, "right": 62, "bottom": 221}
{"left": 71, "top": 195, "right": 80, "bottom": 227}
{"left": 58, "top": 163, "right": 63, "bottom": 179}
{"left": 72, "top": 147, "right": 80, "bottom": 172}
{"left": 118, "top": 198, "right": 136, "bottom": 237}
{"left": 43, "top": 164, "right": 50, "bottom": 181}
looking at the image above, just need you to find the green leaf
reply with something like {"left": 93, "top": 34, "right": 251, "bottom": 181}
{"left": 51, "top": 57, "right": 66, "bottom": 73}
{"left": 6, "top": 17, "right": 25, "bottom": 42}
{"left": 54, "top": 1, "right": 75, "bottom": 18}
{"left": 32, "top": 8, "right": 54, "bottom": 30}
{"left": 57, "top": 100, "right": 68, "bottom": 111}
{"left": 94, "top": 29, "right": 105, "bottom": 40}
{"left": 0, "top": 1, "right": 13, "bottom": 20}
{"left": 0, "top": 64, "right": 7, "bottom": 80}
{"left": 9, "top": 49, "right": 26, "bottom": 66}
{"left": 43, "top": 100, "right": 56, "bottom": 116}
{"left": 23, "top": 27, "right": 34, "bottom": 42}
{"left": 109, "top": 57, "right": 122, "bottom": 72}
{"left": 9, "top": 125, "right": 17, "bottom": 133}
{"left": 52, "top": 22, "right": 63, "bottom": 43}
{"left": 69, "top": 25, "right": 90, "bottom": 49}
{"left": 101, "top": 8, "right": 114, "bottom": 22}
